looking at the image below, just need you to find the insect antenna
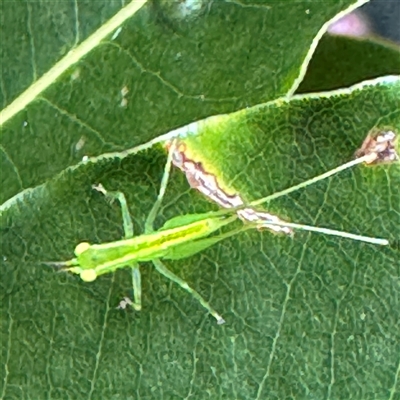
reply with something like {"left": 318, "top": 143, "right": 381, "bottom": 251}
{"left": 42, "top": 259, "right": 79, "bottom": 271}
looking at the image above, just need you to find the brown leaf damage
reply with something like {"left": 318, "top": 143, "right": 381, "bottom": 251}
{"left": 167, "top": 140, "right": 292, "bottom": 235}
{"left": 355, "top": 128, "right": 399, "bottom": 165}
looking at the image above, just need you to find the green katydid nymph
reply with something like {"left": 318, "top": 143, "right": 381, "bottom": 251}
{"left": 48, "top": 141, "right": 391, "bottom": 324}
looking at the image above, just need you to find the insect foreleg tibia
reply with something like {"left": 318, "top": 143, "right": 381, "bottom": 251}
{"left": 152, "top": 258, "right": 226, "bottom": 324}
{"left": 93, "top": 183, "right": 142, "bottom": 310}
{"left": 93, "top": 184, "right": 134, "bottom": 238}
{"left": 131, "top": 266, "right": 142, "bottom": 310}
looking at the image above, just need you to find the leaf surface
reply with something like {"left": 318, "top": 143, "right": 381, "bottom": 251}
{"left": 1, "top": 0, "right": 360, "bottom": 203}
{"left": 2, "top": 1, "right": 399, "bottom": 399}
{"left": 1, "top": 77, "right": 399, "bottom": 400}
{"left": 297, "top": 34, "right": 400, "bottom": 93}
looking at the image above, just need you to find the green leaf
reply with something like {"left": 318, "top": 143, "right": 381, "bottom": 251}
{"left": 297, "top": 34, "right": 400, "bottom": 93}
{"left": 2, "top": 1, "right": 399, "bottom": 398}
{"left": 1, "top": 77, "right": 399, "bottom": 399}
{"left": 1, "top": 0, "right": 361, "bottom": 203}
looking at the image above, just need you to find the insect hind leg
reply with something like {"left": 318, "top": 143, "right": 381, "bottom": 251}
{"left": 152, "top": 258, "right": 225, "bottom": 324}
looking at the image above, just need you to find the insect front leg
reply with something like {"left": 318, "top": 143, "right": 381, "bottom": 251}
{"left": 152, "top": 258, "right": 225, "bottom": 324}
{"left": 130, "top": 266, "right": 142, "bottom": 310}
{"left": 93, "top": 184, "right": 142, "bottom": 311}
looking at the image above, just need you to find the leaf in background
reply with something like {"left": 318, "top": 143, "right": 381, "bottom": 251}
{"left": 297, "top": 33, "right": 400, "bottom": 93}
{"left": 0, "top": 1, "right": 127, "bottom": 106}
{"left": 1, "top": 76, "right": 399, "bottom": 399}
{"left": 1, "top": 0, "right": 362, "bottom": 203}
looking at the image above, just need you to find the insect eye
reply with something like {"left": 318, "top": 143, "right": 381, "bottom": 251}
{"left": 80, "top": 269, "right": 97, "bottom": 282}
{"left": 75, "top": 242, "right": 91, "bottom": 256}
